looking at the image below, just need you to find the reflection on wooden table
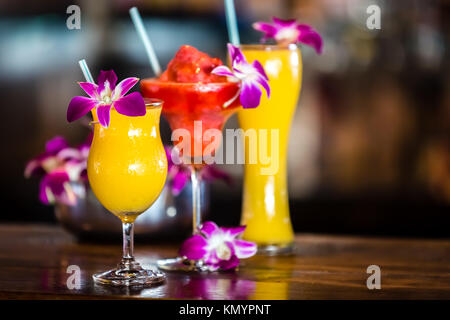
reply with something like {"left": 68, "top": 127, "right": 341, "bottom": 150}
{"left": 0, "top": 224, "right": 449, "bottom": 299}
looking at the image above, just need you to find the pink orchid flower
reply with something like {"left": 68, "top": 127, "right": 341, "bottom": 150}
{"left": 25, "top": 135, "right": 91, "bottom": 206}
{"left": 67, "top": 70, "right": 146, "bottom": 128}
{"left": 253, "top": 17, "right": 323, "bottom": 54}
{"left": 38, "top": 170, "right": 77, "bottom": 206}
{"left": 165, "top": 146, "right": 232, "bottom": 196}
{"left": 25, "top": 136, "right": 70, "bottom": 179}
{"left": 56, "top": 133, "right": 92, "bottom": 181}
{"left": 212, "top": 44, "right": 270, "bottom": 109}
{"left": 180, "top": 221, "right": 257, "bottom": 271}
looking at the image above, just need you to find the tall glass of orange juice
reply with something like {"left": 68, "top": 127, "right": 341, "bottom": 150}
{"left": 237, "top": 44, "right": 302, "bottom": 254}
{"left": 88, "top": 99, "right": 168, "bottom": 286}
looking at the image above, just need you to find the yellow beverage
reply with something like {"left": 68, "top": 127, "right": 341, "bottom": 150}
{"left": 87, "top": 104, "right": 167, "bottom": 223}
{"left": 238, "top": 44, "right": 302, "bottom": 249}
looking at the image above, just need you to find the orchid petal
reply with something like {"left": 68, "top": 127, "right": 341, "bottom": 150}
{"left": 253, "top": 17, "right": 323, "bottom": 52}
{"left": 234, "top": 239, "right": 257, "bottom": 259}
{"left": 41, "top": 156, "right": 61, "bottom": 173}
{"left": 172, "top": 171, "right": 189, "bottom": 196}
{"left": 96, "top": 104, "right": 111, "bottom": 128}
{"left": 251, "top": 60, "right": 269, "bottom": 81}
{"left": 204, "top": 248, "right": 220, "bottom": 265}
{"left": 170, "top": 146, "right": 183, "bottom": 166}
{"left": 113, "top": 77, "right": 139, "bottom": 100}
{"left": 39, "top": 179, "right": 52, "bottom": 205}
{"left": 164, "top": 146, "right": 174, "bottom": 171}
{"left": 255, "top": 75, "right": 270, "bottom": 98}
{"left": 298, "top": 29, "right": 323, "bottom": 54}
{"left": 39, "top": 171, "right": 70, "bottom": 205}
{"left": 272, "top": 17, "right": 297, "bottom": 27}
{"left": 228, "top": 43, "right": 246, "bottom": 65}
{"left": 57, "top": 148, "right": 82, "bottom": 161}
{"left": 200, "top": 221, "right": 219, "bottom": 238}
{"left": 97, "top": 70, "right": 118, "bottom": 94}
{"left": 240, "top": 80, "right": 262, "bottom": 109}
{"left": 24, "top": 158, "right": 45, "bottom": 178}
{"left": 252, "top": 22, "right": 277, "bottom": 40}
{"left": 78, "top": 82, "right": 98, "bottom": 99}
{"left": 211, "top": 65, "right": 236, "bottom": 78}
{"left": 296, "top": 24, "right": 313, "bottom": 32}
{"left": 218, "top": 255, "right": 240, "bottom": 270}
{"left": 78, "top": 146, "right": 89, "bottom": 159}
{"left": 222, "top": 225, "right": 246, "bottom": 237}
{"left": 62, "top": 182, "right": 77, "bottom": 205}
{"left": 220, "top": 43, "right": 270, "bottom": 109}
{"left": 113, "top": 92, "right": 146, "bottom": 117}
{"left": 211, "top": 240, "right": 235, "bottom": 263}
{"left": 180, "top": 235, "right": 208, "bottom": 260}
{"left": 65, "top": 159, "right": 86, "bottom": 181}
{"left": 218, "top": 243, "right": 240, "bottom": 270}
{"left": 67, "top": 96, "right": 97, "bottom": 122}
{"left": 203, "top": 250, "right": 221, "bottom": 271}
{"left": 45, "top": 136, "right": 69, "bottom": 154}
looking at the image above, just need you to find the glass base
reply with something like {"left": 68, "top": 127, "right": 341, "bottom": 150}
{"left": 256, "top": 242, "right": 295, "bottom": 256}
{"left": 157, "top": 257, "right": 213, "bottom": 272}
{"left": 93, "top": 260, "right": 165, "bottom": 286}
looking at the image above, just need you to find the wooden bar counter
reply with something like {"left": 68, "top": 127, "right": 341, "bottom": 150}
{"left": 0, "top": 224, "right": 448, "bottom": 299}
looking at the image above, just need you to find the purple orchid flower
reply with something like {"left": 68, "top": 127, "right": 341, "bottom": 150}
{"left": 39, "top": 169, "right": 77, "bottom": 206}
{"left": 25, "top": 136, "right": 70, "bottom": 178}
{"left": 25, "top": 134, "right": 92, "bottom": 206}
{"left": 165, "top": 146, "right": 232, "bottom": 196}
{"left": 56, "top": 132, "right": 92, "bottom": 181}
{"left": 180, "top": 221, "right": 257, "bottom": 271}
{"left": 212, "top": 44, "right": 270, "bottom": 109}
{"left": 67, "top": 70, "right": 146, "bottom": 128}
{"left": 253, "top": 17, "right": 323, "bottom": 54}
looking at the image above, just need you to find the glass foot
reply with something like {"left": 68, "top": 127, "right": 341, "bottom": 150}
{"left": 93, "top": 260, "right": 165, "bottom": 286}
{"left": 157, "top": 257, "right": 212, "bottom": 272}
{"left": 257, "top": 242, "right": 295, "bottom": 256}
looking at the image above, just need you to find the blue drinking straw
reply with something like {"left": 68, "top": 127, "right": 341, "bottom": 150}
{"left": 78, "top": 59, "right": 94, "bottom": 83}
{"left": 129, "top": 7, "right": 162, "bottom": 76}
{"left": 224, "top": 0, "right": 240, "bottom": 45}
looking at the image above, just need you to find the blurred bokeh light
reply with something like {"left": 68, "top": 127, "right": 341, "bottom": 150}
{"left": 0, "top": 0, "right": 448, "bottom": 237}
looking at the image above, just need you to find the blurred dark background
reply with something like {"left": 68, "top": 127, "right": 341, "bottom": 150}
{"left": 1, "top": 0, "right": 449, "bottom": 238}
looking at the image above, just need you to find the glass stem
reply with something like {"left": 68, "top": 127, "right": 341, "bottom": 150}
{"left": 122, "top": 222, "right": 134, "bottom": 261}
{"left": 190, "top": 166, "right": 202, "bottom": 234}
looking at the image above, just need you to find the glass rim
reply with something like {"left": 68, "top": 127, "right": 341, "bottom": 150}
{"left": 141, "top": 78, "right": 240, "bottom": 88}
{"left": 89, "top": 98, "right": 163, "bottom": 126}
{"left": 237, "top": 43, "right": 299, "bottom": 51}
{"left": 143, "top": 98, "right": 163, "bottom": 109}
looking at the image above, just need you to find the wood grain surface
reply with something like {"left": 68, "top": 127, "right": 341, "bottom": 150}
{"left": 0, "top": 224, "right": 449, "bottom": 299}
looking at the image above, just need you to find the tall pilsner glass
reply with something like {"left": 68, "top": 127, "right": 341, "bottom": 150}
{"left": 237, "top": 44, "right": 302, "bottom": 254}
{"left": 88, "top": 99, "right": 168, "bottom": 286}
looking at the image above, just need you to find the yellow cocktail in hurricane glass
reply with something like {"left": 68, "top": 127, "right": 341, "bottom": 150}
{"left": 68, "top": 70, "right": 167, "bottom": 286}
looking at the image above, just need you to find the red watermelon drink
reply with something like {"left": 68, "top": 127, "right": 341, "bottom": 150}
{"left": 141, "top": 45, "right": 241, "bottom": 162}
{"left": 141, "top": 46, "right": 241, "bottom": 272}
